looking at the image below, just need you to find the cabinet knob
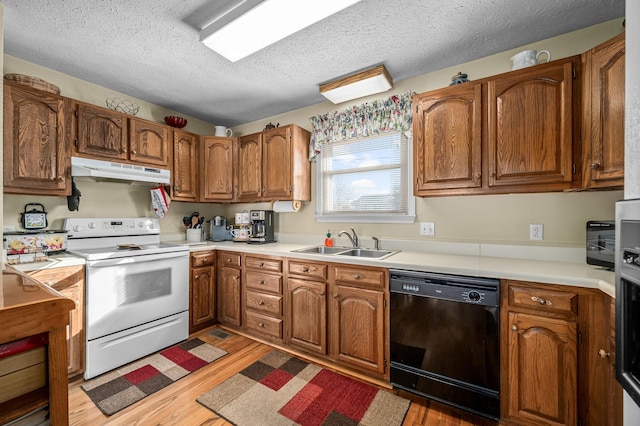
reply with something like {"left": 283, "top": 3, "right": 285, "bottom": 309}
{"left": 333, "top": 293, "right": 339, "bottom": 299}
{"left": 489, "top": 171, "right": 497, "bottom": 177}
{"left": 259, "top": 262, "right": 264, "bottom": 266}
{"left": 474, "top": 173, "right": 481, "bottom": 179}
{"left": 531, "top": 296, "right": 552, "bottom": 306}
{"left": 258, "top": 300, "right": 265, "bottom": 305}
{"left": 58, "top": 176, "right": 66, "bottom": 182}
{"left": 352, "top": 274, "right": 362, "bottom": 280}
{"left": 591, "top": 162, "right": 601, "bottom": 170}
{"left": 302, "top": 267, "right": 310, "bottom": 273}
{"left": 598, "top": 349, "right": 611, "bottom": 358}
{"left": 259, "top": 280, "right": 265, "bottom": 285}
{"left": 258, "top": 322, "right": 265, "bottom": 328}
{"left": 512, "top": 325, "right": 519, "bottom": 331}
{"left": 194, "top": 274, "right": 199, "bottom": 279}
{"left": 131, "top": 150, "right": 137, "bottom": 155}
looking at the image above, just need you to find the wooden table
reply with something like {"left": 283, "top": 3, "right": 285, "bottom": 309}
{"left": 0, "top": 268, "right": 75, "bottom": 425}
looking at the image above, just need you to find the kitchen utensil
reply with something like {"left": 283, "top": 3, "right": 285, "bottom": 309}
{"left": 164, "top": 115, "right": 187, "bottom": 128}
{"left": 510, "top": 49, "right": 551, "bottom": 70}
{"left": 20, "top": 203, "right": 48, "bottom": 230}
{"left": 183, "top": 216, "right": 192, "bottom": 227}
{"left": 191, "top": 215, "right": 199, "bottom": 228}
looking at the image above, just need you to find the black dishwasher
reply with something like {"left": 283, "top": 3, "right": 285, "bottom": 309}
{"left": 389, "top": 269, "right": 500, "bottom": 420}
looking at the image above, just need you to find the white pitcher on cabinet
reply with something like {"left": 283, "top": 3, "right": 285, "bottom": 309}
{"left": 215, "top": 125, "right": 233, "bottom": 137}
{"left": 510, "top": 49, "right": 551, "bottom": 70}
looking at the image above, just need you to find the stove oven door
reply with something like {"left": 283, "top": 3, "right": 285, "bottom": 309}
{"left": 85, "top": 251, "right": 189, "bottom": 340}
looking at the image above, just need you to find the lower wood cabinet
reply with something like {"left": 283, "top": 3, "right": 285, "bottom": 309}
{"left": 217, "top": 251, "right": 242, "bottom": 327}
{"left": 286, "top": 260, "right": 328, "bottom": 355}
{"left": 27, "top": 265, "right": 84, "bottom": 378}
{"left": 189, "top": 251, "right": 216, "bottom": 333}
{"left": 501, "top": 280, "right": 622, "bottom": 426}
{"left": 243, "top": 255, "right": 284, "bottom": 341}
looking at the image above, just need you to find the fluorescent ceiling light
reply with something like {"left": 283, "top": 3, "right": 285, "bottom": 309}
{"left": 201, "top": 0, "right": 362, "bottom": 62}
{"left": 319, "top": 65, "right": 393, "bottom": 104}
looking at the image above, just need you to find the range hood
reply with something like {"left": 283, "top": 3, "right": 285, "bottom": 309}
{"left": 71, "top": 157, "right": 170, "bottom": 185}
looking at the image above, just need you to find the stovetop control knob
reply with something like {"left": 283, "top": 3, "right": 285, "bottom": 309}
{"left": 88, "top": 222, "right": 96, "bottom": 229}
{"left": 73, "top": 225, "right": 82, "bottom": 232}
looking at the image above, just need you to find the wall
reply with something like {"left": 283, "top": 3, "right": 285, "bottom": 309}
{"left": 2, "top": 18, "right": 626, "bottom": 246}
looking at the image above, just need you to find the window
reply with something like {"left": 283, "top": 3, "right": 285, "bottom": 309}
{"left": 315, "top": 131, "right": 415, "bottom": 223}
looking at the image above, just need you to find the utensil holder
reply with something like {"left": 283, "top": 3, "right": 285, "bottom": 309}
{"left": 186, "top": 228, "right": 201, "bottom": 242}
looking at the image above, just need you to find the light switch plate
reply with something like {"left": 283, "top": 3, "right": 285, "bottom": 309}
{"left": 420, "top": 222, "right": 435, "bottom": 236}
{"left": 530, "top": 224, "right": 543, "bottom": 240}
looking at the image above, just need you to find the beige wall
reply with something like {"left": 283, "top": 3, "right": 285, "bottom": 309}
{"left": 3, "top": 18, "right": 626, "bottom": 247}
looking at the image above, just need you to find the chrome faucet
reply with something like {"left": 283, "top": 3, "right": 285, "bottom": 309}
{"left": 338, "top": 228, "right": 359, "bottom": 248}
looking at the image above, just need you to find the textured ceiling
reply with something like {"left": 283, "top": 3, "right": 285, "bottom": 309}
{"left": 2, "top": 0, "right": 625, "bottom": 127}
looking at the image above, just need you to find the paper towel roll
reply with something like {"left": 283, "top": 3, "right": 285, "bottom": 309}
{"left": 272, "top": 200, "right": 301, "bottom": 213}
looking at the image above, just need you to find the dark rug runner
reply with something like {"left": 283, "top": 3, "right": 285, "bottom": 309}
{"left": 82, "top": 338, "right": 227, "bottom": 415}
{"left": 197, "top": 350, "right": 410, "bottom": 426}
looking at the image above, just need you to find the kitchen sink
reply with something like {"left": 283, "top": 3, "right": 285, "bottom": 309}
{"left": 292, "top": 246, "right": 350, "bottom": 255}
{"left": 336, "top": 248, "right": 396, "bottom": 258}
{"left": 291, "top": 246, "right": 399, "bottom": 259}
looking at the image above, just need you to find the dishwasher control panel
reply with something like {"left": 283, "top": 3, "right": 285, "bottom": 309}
{"left": 390, "top": 269, "right": 499, "bottom": 307}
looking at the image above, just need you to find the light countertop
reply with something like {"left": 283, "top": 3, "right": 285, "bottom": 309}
{"left": 177, "top": 238, "right": 616, "bottom": 298}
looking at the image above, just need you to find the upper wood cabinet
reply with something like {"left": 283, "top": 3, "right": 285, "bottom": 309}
{"left": 172, "top": 130, "right": 198, "bottom": 201}
{"left": 582, "top": 32, "right": 625, "bottom": 189}
{"left": 487, "top": 57, "right": 576, "bottom": 190}
{"left": 414, "top": 82, "right": 483, "bottom": 194}
{"left": 413, "top": 56, "right": 580, "bottom": 196}
{"left": 237, "top": 124, "right": 311, "bottom": 202}
{"left": 200, "top": 136, "right": 235, "bottom": 202}
{"left": 73, "top": 101, "right": 170, "bottom": 167}
{"left": 3, "top": 82, "right": 71, "bottom": 195}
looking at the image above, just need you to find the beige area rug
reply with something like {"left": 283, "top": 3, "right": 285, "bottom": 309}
{"left": 197, "top": 350, "right": 410, "bottom": 426}
{"left": 82, "top": 338, "right": 227, "bottom": 415}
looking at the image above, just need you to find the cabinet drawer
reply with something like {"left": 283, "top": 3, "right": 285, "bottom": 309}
{"left": 219, "top": 252, "right": 241, "bottom": 267}
{"left": 245, "top": 311, "right": 282, "bottom": 339}
{"left": 245, "top": 271, "right": 282, "bottom": 294}
{"left": 245, "top": 256, "right": 282, "bottom": 273}
{"left": 0, "top": 347, "right": 47, "bottom": 404}
{"left": 508, "top": 284, "right": 578, "bottom": 316}
{"left": 191, "top": 251, "right": 215, "bottom": 267}
{"left": 288, "top": 261, "right": 327, "bottom": 280}
{"left": 245, "top": 290, "right": 282, "bottom": 316}
{"left": 333, "top": 266, "right": 385, "bottom": 290}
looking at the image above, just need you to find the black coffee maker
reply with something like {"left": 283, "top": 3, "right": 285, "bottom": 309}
{"left": 249, "top": 210, "right": 275, "bottom": 244}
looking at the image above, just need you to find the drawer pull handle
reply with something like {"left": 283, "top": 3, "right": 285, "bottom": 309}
{"left": 259, "top": 280, "right": 265, "bottom": 285}
{"left": 531, "top": 296, "right": 552, "bottom": 306}
{"left": 352, "top": 274, "right": 362, "bottom": 280}
{"left": 258, "top": 322, "right": 265, "bottom": 327}
{"left": 302, "top": 266, "right": 310, "bottom": 272}
{"left": 512, "top": 325, "right": 519, "bottom": 331}
{"left": 598, "top": 349, "right": 611, "bottom": 358}
{"left": 258, "top": 301, "right": 265, "bottom": 305}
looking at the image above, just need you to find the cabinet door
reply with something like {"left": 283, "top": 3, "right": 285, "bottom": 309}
{"left": 237, "top": 133, "right": 262, "bottom": 201}
{"left": 331, "top": 285, "right": 385, "bottom": 375}
{"left": 583, "top": 32, "right": 625, "bottom": 188}
{"left": 172, "top": 130, "right": 198, "bottom": 201}
{"left": 262, "top": 126, "right": 292, "bottom": 200}
{"left": 218, "top": 266, "right": 242, "bottom": 327}
{"left": 287, "top": 278, "right": 327, "bottom": 355}
{"left": 191, "top": 265, "right": 215, "bottom": 332}
{"left": 3, "top": 84, "right": 70, "bottom": 195}
{"left": 75, "top": 102, "right": 128, "bottom": 161}
{"left": 200, "top": 136, "right": 235, "bottom": 201}
{"left": 129, "top": 118, "right": 170, "bottom": 167}
{"left": 28, "top": 265, "right": 84, "bottom": 377}
{"left": 488, "top": 58, "right": 576, "bottom": 189}
{"left": 413, "top": 83, "right": 483, "bottom": 194}
{"left": 506, "top": 311, "right": 577, "bottom": 426}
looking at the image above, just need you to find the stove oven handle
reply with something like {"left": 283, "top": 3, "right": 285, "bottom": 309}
{"left": 86, "top": 251, "right": 188, "bottom": 268}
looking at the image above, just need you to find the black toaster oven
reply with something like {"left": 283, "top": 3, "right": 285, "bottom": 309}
{"left": 586, "top": 220, "right": 615, "bottom": 269}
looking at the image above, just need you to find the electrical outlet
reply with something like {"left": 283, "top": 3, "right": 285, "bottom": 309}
{"left": 420, "top": 222, "right": 435, "bottom": 236}
{"left": 530, "top": 224, "right": 543, "bottom": 241}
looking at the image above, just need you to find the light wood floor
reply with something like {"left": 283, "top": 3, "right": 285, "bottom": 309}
{"left": 68, "top": 327, "right": 497, "bottom": 425}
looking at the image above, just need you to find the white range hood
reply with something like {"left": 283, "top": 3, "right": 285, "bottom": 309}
{"left": 71, "top": 157, "right": 170, "bottom": 185}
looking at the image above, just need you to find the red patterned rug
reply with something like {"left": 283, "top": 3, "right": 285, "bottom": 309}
{"left": 197, "top": 350, "right": 410, "bottom": 426}
{"left": 82, "top": 338, "right": 227, "bottom": 415}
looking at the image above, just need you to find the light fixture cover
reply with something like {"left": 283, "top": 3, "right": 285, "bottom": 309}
{"left": 201, "top": 0, "right": 363, "bottom": 62}
{"left": 319, "top": 65, "right": 393, "bottom": 104}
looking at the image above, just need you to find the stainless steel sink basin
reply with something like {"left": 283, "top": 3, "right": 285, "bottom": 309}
{"left": 292, "top": 246, "right": 349, "bottom": 255}
{"left": 291, "top": 246, "right": 399, "bottom": 259}
{"left": 336, "top": 248, "right": 396, "bottom": 258}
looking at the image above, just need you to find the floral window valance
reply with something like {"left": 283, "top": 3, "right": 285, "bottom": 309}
{"left": 308, "top": 91, "right": 414, "bottom": 160}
